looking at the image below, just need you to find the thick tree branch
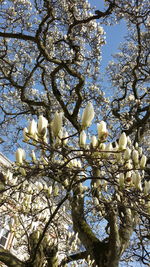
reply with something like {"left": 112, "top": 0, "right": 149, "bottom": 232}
{"left": 0, "top": 32, "right": 35, "bottom": 42}
{"left": 60, "top": 251, "right": 87, "bottom": 266}
{"left": 0, "top": 248, "right": 26, "bottom": 267}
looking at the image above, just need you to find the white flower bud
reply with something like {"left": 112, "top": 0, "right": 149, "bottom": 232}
{"left": 125, "top": 160, "right": 132, "bottom": 170}
{"left": 132, "top": 150, "right": 139, "bottom": 164}
{"left": 55, "top": 128, "right": 63, "bottom": 145}
{"left": 39, "top": 164, "right": 44, "bottom": 169}
{"left": 38, "top": 115, "right": 48, "bottom": 136}
{"left": 97, "top": 121, "right": 108, "bottom": 140}
{"left": 64, "top": 179, "right": 69, "bottom": 187}
{"left": 31, "top": 150, "right": 36, "bottom": 163}
{"left": 54, "top": 185, "right": 59, "bottom": 196}
{"left": 28, "top": 119, "right": 37, "bottom": 137}
{"left": 81, "top": 102, "right": 94, "bottom": 129}
{"left": 23, "top": 127, "right": 30, "bottom": 142}
{"left": 124, "top": 147, "right": 131, "bottom": 160}
{"left": 140, "top": 155, "right": 147, "bottom": 168}
{"left": 91, "top": 135, "right": 97, "bottom": 148}
{"left": 51, "top": 112, "right": 63, "bottom": 137}
{"left": 79, "top": 130, "right": 86, "bottom": 147}
{"left": 119, "top": 173, "right": 124, "bottom": 187}
{"left": 15, "top": 148, "right": 25, "bottom": 164}
{"left": 127, "top": 136, "right": 132, "bottom": 146}
{"left": 19, "top": 167, "right": 26, "bottom": 176}
{"left": 119, "top": 132, "right": 127, "bottom": 150}
{"left": 48, "top": 186, "right": 52, "bottom": 195}
{"left": 144, "top": 181, "right": 150, "bottom": 195}
{"left": 41, "top": 156, "right": 48, "bottom": 165}
{"left": 94, "top": 197, "right": 99, "bottom": 206}
{"left": 136, "top": 181, "right": 142, "bottom": 191}
{"left": 134, "top": 171, "right": 142, "bottom": 190}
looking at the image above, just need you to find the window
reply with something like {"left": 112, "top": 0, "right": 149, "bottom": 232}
{"left": 0, "top": 228, "right": 10, "bottom": 248}
{"left": 0, "top": 217, "right": 11, "bottom": 249}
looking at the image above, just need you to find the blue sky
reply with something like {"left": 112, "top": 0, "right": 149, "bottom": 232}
{"left": 89, "top": 0, "right": 127, "bottom": 71}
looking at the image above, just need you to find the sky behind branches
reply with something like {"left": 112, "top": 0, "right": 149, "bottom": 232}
{"left": 89, "top": 0, "right": 127, "bottom": 71}
{"left": 88, "top": 2, "right": 145, "bottom": 267}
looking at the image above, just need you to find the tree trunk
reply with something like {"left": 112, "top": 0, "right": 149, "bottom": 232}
{"left": 0, "top": 248, "right": 26, "bottom": 267}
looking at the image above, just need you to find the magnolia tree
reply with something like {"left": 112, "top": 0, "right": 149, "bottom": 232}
{"left": 0, "top": 0, "right": 150, "bottom": 267}
{"left": 1, "top": 107, "right": 149, "bottom": 267}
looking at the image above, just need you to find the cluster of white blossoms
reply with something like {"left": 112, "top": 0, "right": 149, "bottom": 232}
{"left": 14, "top": 102, "right": 149, "bottom": 198}
{"left": 79, "top": 103, "right": 149, "bottom": 196}
{"left": 1, "top": 102, "right": 150, "bottom": 264}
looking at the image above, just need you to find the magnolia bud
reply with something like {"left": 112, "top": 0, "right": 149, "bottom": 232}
{"left": 64, "top": 179, "right": 69, "bottom": 187}
{"left": 38, "top": 115, "right": 48, "bottom": 136}
{"left": 125, "top": 160, "right": 132, "bottom": 170}
{"left": 31, "top": 150, "right": 36, "bottom": 163}
{"left": 79, "top": 130, "right": 86, "bottom": 147}
{"left": 132, "top": 150, "right": 139, "bottom": 164}
{"left": 41, "top": 156, "right": 48, "bottom": 165}
{"left": 91, "top": 135, "right": 97, "bottom": 148}
{"left": 15, "top": 148, "right": 25, "bottom": 164}
{"left": 134, "top": 171, "right": 142, "bottom": 190}
{"left": 28, "top": 119, "right": 37, "bottom": 137}
{"left": 48, "top": 186, "right": 52, "bottom": 195}
{"left": 124, "top": 147, "right": 131, "bottom": 161}
{"left": 94, "top": 197, "right": 99, "bottom": 206}
{"left": 119, "top": 173, "right": 124, "bottom": 187}
{"left": 127, "top": 136, "right": 132, "bottom": 146}
{"left": 97, "top": 121, "right": 108, "bottom": 140}
{"left": 51, "top": 112, "right": 63, "bottom": 137}
{"left": 55, "top": 128, "right": 63, "bottom": 145}
{"left": 144, "top": 181, "right": 150, "bottom": 195}
{"left": 19, "top": 167, "right": 26, "bottom": 176}
{"left": 119, "top": 132, "right": 127, "bottom": 150}
{"left": 54, "top": 185, "right": 59, "bottom": 196}
{"left": 23, "top": 127, "right": 30, "bottom": 142}
{"left": 140, "top": 155, "right": 147, "bottom": 168}
{"left": 81, "top": 102, "right": 95, "bottom": 129}
{"left": 39, "top": 164, "right": 44, "bottom": 169}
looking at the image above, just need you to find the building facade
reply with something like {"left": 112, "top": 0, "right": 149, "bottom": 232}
{"left": 0, "top": 153, "right": 12, "bottom": 251}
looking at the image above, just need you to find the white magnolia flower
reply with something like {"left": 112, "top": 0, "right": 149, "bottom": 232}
{"left": 23, "top": 127, "right": 30, "bottom": 142}
{"left": 119, "top": 173, "right": 124, "bottom": 187}
{"left": 15, "top": 148, "right": 25, "bottom": 164}
{"left": 19, "top": 168, "right": 26, "bottom": 176}
{"left": 124, "top": 147, "right": 131, "bottom": 160}
{"left": 31, "top": 150, "right": 36, "bottom": 163}
{"left": 51, "top": 112, "right": 63, "bottom": 137}
{"left": 144, "top": 181, "right": 150, "bottom": 195}
{"left": 79, "top": 130, "right": 86, "bottom": 147}
{"left": 91, "top": 135, "right": 97, "bottom": 148}
{"left": 140, "top": 155, "right": 147, "bottom": 168}
{"left": 119, "top": 132, "right": 127, "bottom": 150}
{"left": 97, "top": 121, "right": 108, "bottom": 140}
{"left": 81, "top": 102, "right": 94, "bottom": 129}
{"left": 38, "top": 115, "right": 48, "bottom": 136}
{"left": 132, "top": 150, "right": 139, "bottom": 164}
{"left": 28, "top": 119, "right": 37, "bottom": 137}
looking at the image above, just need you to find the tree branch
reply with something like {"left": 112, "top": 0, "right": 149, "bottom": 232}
{"left": 0, "top": 248, "right": 26, "bottom": 267}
